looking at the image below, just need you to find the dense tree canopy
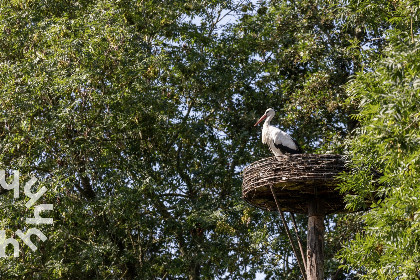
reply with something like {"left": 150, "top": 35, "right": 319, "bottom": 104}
{"left": 335, "top": 1, "right": 420, "bottom": 279}
{"left": 339, "top": 37, "right": 420, "bottom": 279}
{"left": 0, "top": 0, "right": 418, "bottom": 279}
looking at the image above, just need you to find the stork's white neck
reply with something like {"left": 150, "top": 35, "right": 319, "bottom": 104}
{"left": 264, "top": 114, "right": 274, "bottom": 126}
{"left": 261, "top": 115, "right": 273, "bottom": 145}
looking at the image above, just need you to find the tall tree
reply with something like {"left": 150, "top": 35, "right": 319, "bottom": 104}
{"left": 0, "top": 1, "right": 266, "bottom": 278}
{"left": 338, "top": 36, "right": 420, "bottom": 279}
{"left": 335, "top": 1, "right": 420, "bottom": 278}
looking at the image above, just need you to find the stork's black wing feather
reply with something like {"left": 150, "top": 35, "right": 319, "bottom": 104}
{"left": 273, "top": 139, "right": 302, "bottom": 154}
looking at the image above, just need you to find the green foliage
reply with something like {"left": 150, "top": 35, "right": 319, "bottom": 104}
{"left": 338, "top": 37, "right": 420, "bottom": 278}
{"left": 1, "top": 0, "right": 418, "bottom": 279}
{"left": 231, "top": 0, "right": 369, "bottom": 154}
{"left": 0, "top": 0, "right": 267, "bottom": 278}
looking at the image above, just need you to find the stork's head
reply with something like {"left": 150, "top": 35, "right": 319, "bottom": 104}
{"left": 254, "top": 108, "right": 275, "bottom": 126}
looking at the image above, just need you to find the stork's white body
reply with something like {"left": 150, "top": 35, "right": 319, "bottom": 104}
{"left": 255, "top": 108, "right": 301, "bottom": 156}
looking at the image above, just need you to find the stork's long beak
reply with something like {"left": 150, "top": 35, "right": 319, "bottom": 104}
{"left": 254, "top": 114, "right": 267, "bottom": 126}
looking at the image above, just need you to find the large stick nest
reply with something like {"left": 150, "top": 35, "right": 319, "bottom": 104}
{"left": 242, "top": 154, "right": 348, "bottom": 214}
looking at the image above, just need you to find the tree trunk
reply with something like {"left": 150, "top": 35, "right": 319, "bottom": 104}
{"left": 188, "top": 261, "right": 200, "bottom": 280}
{"left": 306, "top": 199, "right": 325, "bottom": 280}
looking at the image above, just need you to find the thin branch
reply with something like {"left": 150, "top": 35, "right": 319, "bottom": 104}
{"left": 161, "top": 193, "right": 190, "bottom": 198}
{"left": 291, "top": 213, "right": 307, "bottom": 272}
{"left": 411, "top": 6, "right": 414, "bottom": 44}
{"left": 165, "top": 97, "right": 195, "bottom": 153}
{"left": 270, "top": 185, "right": 307, "bottom": 280}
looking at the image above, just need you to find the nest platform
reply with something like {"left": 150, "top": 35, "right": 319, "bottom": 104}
{"left": 242, "top": 154, "right": 347, "bottom": 214}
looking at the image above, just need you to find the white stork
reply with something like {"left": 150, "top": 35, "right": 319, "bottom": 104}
{"left": 254, "top": 108, "right": 301, "bottom": 156}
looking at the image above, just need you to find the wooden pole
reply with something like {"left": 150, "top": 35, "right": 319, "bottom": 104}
{"left": 306, "top": 199, "right": 325, "bottom": 280}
